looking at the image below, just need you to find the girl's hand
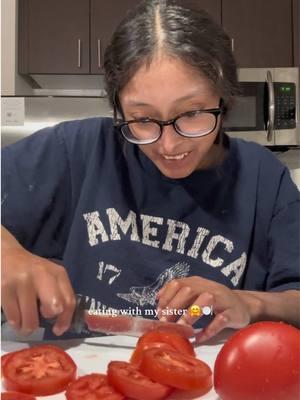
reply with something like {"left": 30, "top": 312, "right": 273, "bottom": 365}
{"left": 156, "top": 276, "right": 252, "bottom": 343}
{"left": 1, "top": 227, "right": 76, "bottom": 336}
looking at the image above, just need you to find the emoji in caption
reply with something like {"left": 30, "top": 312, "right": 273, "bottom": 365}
{"left": 189, "top": 305, "right": 202, "bottom": 317}
{"left": 189, "top": 305, "right": 213, "bottom": 317}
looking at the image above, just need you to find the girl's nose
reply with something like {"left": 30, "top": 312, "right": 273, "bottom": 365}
{"left": 158, "top": 124, "right": 183, "bottom": 153}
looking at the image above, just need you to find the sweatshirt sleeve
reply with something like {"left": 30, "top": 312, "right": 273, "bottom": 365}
{"left": 266, "top": 168, "right": 300, "bottom": 292}
{"left": 1, "top": 123, "right": 72, "bottom": 259}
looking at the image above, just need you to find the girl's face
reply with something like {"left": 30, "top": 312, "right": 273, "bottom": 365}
{"left": 119, "top": 56, "right": 222, "bottom": 179}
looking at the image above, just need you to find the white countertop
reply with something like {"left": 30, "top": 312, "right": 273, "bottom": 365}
{"left": 275, "top": 148, "right": 300, "bottom": 190}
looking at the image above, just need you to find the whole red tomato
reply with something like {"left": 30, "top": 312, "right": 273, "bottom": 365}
{"left": 214, "top": 321, "right": 300, "bottom": 400}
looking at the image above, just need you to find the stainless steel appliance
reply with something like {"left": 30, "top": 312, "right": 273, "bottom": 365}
{"left": 224, "top": 67, "right": 299, "bottom": 146}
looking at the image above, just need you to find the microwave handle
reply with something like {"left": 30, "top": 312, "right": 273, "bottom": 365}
{"left": 266, "top": 70, "right": 275, "bottom": 142}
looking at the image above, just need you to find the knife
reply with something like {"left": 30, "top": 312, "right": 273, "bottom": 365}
{"left": 2, "top": 295, "right": 195, "bottom": 339}
{"left": 71, "top": 296, "right": 195, "bottom": 338}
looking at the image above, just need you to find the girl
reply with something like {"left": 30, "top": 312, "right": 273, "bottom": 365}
{"left": 2, "top": 0, "right": 299, "bottom": 342}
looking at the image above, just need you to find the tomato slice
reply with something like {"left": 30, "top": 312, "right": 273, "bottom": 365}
{"left": 2, "top": 345, "right": 77, "bottom": 396}
{"left": 107, "top": 361, "right": 172, "bottom": 400}
{"left": 1, "top": 353, "right": 14, "bottom": 375}
{"left": 140, "top": 348, "right": 212, "bottom": 393}
{"left": 135, "top": 330, "right": 195, "bottom": 357}
{"left": 1, "top": 350, "right": 26, "bottom": 376}
{"left": 130, "top": 341, "right": 175, "bottom": 366}
{"left": 1, "top": 393, "right": 36, "bottom": 400}
{"left": 65, "top": 373, "right": 124, "bottom": 400}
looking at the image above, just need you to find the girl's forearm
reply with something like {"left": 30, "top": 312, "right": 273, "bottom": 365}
{"left": 235, "top": 289, "right": 300, "bottom": 327}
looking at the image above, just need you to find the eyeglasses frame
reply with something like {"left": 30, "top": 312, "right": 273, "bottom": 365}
{"left": 113, "top": 95, "right": 224, "bottom": 145}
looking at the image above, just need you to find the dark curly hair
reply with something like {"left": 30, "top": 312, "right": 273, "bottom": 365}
{"left": 104, "top": 0, "right": 240, "bottom": 115}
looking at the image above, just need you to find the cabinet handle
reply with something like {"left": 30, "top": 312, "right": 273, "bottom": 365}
{"left": 78, "top": 39, "right": 81, "bottom": 68}
{"left": 231, "top": 38, "right": 234, "bottom": 53}
{"left": 97, "top": 39, "right": 102, "bottom": 68}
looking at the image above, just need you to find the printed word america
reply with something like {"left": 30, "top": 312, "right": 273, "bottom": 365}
{"left": 83, "top": 208, "right": 247, "bottom": 286}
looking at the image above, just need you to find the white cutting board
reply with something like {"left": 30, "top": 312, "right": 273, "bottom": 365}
{"left": 1, "top": 333, "right": 229, "bottom": 399}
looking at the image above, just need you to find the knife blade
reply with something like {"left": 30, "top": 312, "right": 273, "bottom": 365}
{"left": 2, "top": 295, "right": 195, "bottom": 338}
{"left": 83, "top": 311, "right": 195, "bottom": 338}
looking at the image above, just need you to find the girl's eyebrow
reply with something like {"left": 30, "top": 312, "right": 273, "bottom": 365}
{"left": 126, "top": 101, "right": 152, "bottom": 107}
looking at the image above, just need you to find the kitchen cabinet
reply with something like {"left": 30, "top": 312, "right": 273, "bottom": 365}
{"left": 19, "top": 0, "right": 90, "bottom": 74}
{"left": 222, "top": 0, "right": 294, "bottom": 67}
{"left": 90, "top": 0, "right": 139, "bottom": 74}
{"left": 19, "top": 0, "right": 220, "bottom": 75}
{"left": 19, "top": 0, "right": 297, "bottom": 75}
{"left": 19, "top": 0, "right": 139, "bottom": 75}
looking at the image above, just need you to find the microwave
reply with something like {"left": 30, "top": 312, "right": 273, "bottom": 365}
{"left": 224, "top": 67, "right": 299, "bottom": 146}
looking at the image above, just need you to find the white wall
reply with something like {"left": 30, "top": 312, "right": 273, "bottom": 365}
{"left": 1, "top": 0, "right": 32, "bottom": 95}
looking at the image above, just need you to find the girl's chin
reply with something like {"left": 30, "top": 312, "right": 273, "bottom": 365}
{"left": 162, "top": 170, "right": 193, "bottom": 179}
{"left": 156, "top": 162, "right": 197, "bottom": 179}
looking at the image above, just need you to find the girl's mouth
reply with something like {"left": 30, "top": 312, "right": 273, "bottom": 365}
{"left": 162, "top": 152, "right": 189, "bottom": 160}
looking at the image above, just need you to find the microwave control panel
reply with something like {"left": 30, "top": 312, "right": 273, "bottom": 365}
{"left": 274, "top": 83, "right": 296, "bottom": 129}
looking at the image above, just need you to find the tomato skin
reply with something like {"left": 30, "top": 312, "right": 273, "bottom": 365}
{"left": 1, "top": 393, "right": 36, "bottom": 400}
{"left": 214, "top": 321, "right": 300, "bottom": 400}
{"left": 65, "top": 373, "right": 124, "bottom": 400}
{"left": 140, "top": 348, "right": 212, "bottom": 393}
{"left": 2, "top": 345, "right": 77, "bottom": 396}
{"left": 135, "top": 330, "right": 195, "bottom": 357}
{"left": 107, "top": 361, "right": 172, "bottom": 400}
{"left": 130, "top": 341, "right": 175, "bottom": 366}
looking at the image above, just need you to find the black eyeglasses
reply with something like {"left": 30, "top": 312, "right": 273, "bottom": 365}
{"left": 114, "top": 99, "right": 224, "bottom": 145}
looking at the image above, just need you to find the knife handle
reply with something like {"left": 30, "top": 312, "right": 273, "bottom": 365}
{"left": 1, "top": 307, "right": 56, "bottom": 329}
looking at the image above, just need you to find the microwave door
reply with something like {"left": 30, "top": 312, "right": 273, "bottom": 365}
{"left": 224, "top": 67, "right": 299, "bottom": 146}
{"left": 223, "top": 80, "right": 275, "bottom": 145}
